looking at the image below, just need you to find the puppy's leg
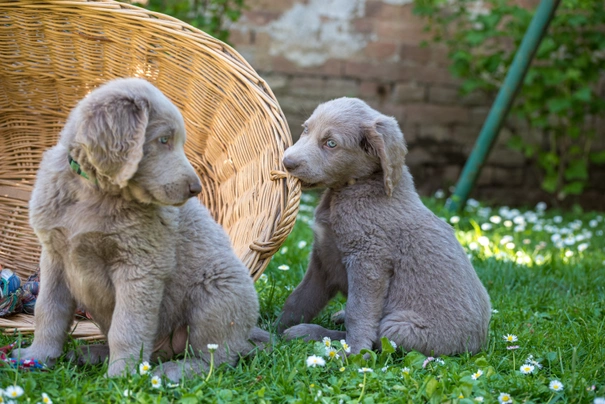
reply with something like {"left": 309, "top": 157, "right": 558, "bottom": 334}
{"left": 106, "top": 269, "right": 163, "bottom": 377}
{"left": 342, "top": 253, "right": 390, "bottom": 354}
{"left": 158, "top": 275, "right": 258, "bottom": 382}
{"left": 283, "top": 323, "right": 346, "bottom": 343}
{"left": 379, "top": 311, "right": 481, "bottom": 356}
{"left": 277, "top": 248, "right": 342, "bottom": 332}
{"left": 12, "top": 249, "right": 75, "bottom": 365}
{"left": 378, "top": 311, "right": 431, "bottom": 354}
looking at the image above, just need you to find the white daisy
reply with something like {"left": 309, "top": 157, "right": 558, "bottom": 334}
{"left": 339, "top": 339, "right": 350, "bottom": 353}
{"left": 471, "top": 369, "right": 483, "bottom": 380}
{"left": 278, "top": 264, "right": 290, "bottom": 271}
{"left": 325, "top": 347, "right": 338, "bottom": 360}
{"left": 123, "top": 390, "right": 131, "bottom": 397}
{"left": 475, "top": 397, "right": 484, "bottom": 402}
{"left": 41, "top": 393, "right": 53, "bottom": 404}
{"left": 401, "top": 367, "right": 410, "bottom": 375}
{"left": 207, "top": 343, "right": 219, "bottom": 351}
{"left": 389, "top": 340, "right": 397, "bottom": 349}
{"left": 306, "top": 355, "right": 326, "bottom": 367}
{"left": 297, "top": 241, "right": 307, "bottom": 249}
{"left": 5, "top": 386, "right": 24, "bottom": 399}
{"left": 490, "top": 215, "right": 502, "bottom": 224}
{"left": 151, "top": 375, "right": 162, "bottom": 389}
{"left": 503, "top": 334, "right": 518, "bottom": 342}
{"left": 478, "top": 236, "right": 490, "bottom": 246}
{"left": 322, "top": 337, "right": 331, "bottom": 347}
{"left": 450, "top": 216, "right": 460, "bottom": 224}
{"left": 520, "top": 364, "right": 535, "bottom": 374}
{"left": 358, "top": 367, "right": 373, "bottom": 373}
{"left": 139, "top": 361, "right": 152, "bottom": 375}
{"left": 498, "top": 392, "right": 513, "bottom": 403}
{"left": 549, "top": 380, "right": 564, "bottom": 392}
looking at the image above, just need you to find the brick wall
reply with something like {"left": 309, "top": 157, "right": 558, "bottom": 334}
{"left": 229, "top": 0, "right": 605, "bottom": 209}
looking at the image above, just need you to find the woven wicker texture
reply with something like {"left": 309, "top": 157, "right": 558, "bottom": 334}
{"left": 0, "top": 0, "right": 300, "bottom": 290}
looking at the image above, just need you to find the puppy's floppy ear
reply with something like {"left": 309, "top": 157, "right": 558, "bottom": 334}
{"left": 75, "top": 91, "right": 149, "bottom": 188}
{"left": 361, "top": 116, "right": 407, "bottom": 197}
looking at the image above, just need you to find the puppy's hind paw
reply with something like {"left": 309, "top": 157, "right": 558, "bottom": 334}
{"left": 331, "top": 309, "right": 346, "bottom": 325}
{"left": 283, "top": 324, "right": 340, "bottom": 343}
{"left": 66, "top": 344, "right": 110, "bottom": 366}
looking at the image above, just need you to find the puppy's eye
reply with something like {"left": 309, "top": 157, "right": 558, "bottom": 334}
{"left": 325, "top": 139, "right": 337, "bottom": 149}
{"left": 159, "top": 136, "right": 170, "bottom": 145}
{"left": 302, "top": 126, "right": 308, "bottom": 135}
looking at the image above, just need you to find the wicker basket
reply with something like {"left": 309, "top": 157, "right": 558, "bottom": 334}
{"left": 0, "top": 0, "right": 300, "bottom": 337}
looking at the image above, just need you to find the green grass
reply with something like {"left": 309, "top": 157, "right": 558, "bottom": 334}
{"left": 1, "top": 193, "right": 604, "bottom": 403}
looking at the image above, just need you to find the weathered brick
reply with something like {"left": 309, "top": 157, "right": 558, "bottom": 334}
{"left": 403, "top": 104, "right": 470, "bottom": 125}
{"left": 364, "top": 41, "right": 398, "bottom": 60}
{"left": 393, "top": 82, "right": 425, "bottom": 103}
{"left": 375, "top": 20, "right": 428, "bottom": 43}
{"left": 244, "top": 0, "right": 299, "bottom": 12}
{"left": 359, "top": 81, "right": 380, "bottom": 98}
{"left": 261, "top": 74, "right": 289, "bottom": 96}
{"left": 324, "top": 78, "right": 359, "bottom": 98}
{"left": 399, "top": 44, "right": 432, "bottom": 65}
{"left": 366, "top": 1, "right": 413, "bottom": 20}
{"left": 242, "top": 10, "right": 281, "bottom": 26}
{"left": 272, "top": 56, "right": 343, "bottom": 77}
{"left": 418, "top": 124, "right": 452, "bottom": 142}
{"left": 406, "top": 146, "right": 433, "bottom": 166}
{"left": 487, "top": 147, "right": 526, "bottom": 167}
{"left": 443, "top": 164, "right": 462, "bottom": 183}
{"left": 491, "top": 167, "right": 524, "bottom": 186}
{"left": 289, "top": 77, "right": 325, "bottom": 97}
{"left": 470, "top": 106, "right": 490, "bottom": 126}
{"left": 428, "top": 85, "right": 459, "bottom": 104}
{"left": 352, "top": 18, "right": 374, "bottom": 34}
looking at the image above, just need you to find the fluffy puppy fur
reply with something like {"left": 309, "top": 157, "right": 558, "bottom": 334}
{"left": 277, "top": 97, "right": 491, "bottom": 356}
{"left": 13, "top": 78, "right": 264, "bottom": 381}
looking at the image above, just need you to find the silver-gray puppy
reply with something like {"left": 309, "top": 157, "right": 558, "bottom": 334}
{"left": 278, "top": 97, "right": 491, "bottom": 356}
{"left": 13, "top": 78, "right": 263, "bottom": 381}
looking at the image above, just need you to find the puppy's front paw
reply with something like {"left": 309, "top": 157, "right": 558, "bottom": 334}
{"left": 154, "top": 362, "right": 183, "bottom": 383}
{"left": 283, "top": 324, "right": 329, "bottom": 342}
{"left": 11, "top": 346, "right": 58, "bottom": 367}
{"left": 66, "top": 344, "right": 110, "bottom": 366}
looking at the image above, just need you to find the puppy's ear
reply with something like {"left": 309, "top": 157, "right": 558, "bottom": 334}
{"left": 361, "top": 116, "right": 407, "bottom": 196}
{"left": 75, "top": 92, "right": 149, "bottom": 188}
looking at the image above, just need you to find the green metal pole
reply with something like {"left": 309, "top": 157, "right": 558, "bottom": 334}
{"left": 446, "top": 0, "right": 560, "bottom": 212}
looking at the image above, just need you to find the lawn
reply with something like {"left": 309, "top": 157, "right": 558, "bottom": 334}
{"left": 0, "top": 193, "right": 604, "bottom": 403}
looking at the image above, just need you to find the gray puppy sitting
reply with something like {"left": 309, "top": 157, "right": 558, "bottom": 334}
{"left": 278, "top": 97, "right": 491, "bottom": 356}
{"left": 13, "top": 78, "right": 265, "bottom": 381}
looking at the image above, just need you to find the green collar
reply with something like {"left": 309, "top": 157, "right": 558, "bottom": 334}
{"left": 68, "top": 155, "right": 93, "bottom": 181}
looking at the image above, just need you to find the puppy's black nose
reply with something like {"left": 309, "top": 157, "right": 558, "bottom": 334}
{"left": 282, "top": 156, "right": 299, "bottom": 171}
{"left": 189, "top": 181, "right": 202, "bottom": 197}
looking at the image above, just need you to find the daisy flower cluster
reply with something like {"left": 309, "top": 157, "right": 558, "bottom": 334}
{"left": 306, "top": 337, "right": 352, "bottom": 368}
{"left": 0, "top": 386, "right": 52, "bottom": 404}
{"left": 442, "top": 198, "right": 605, "bottom": 266}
